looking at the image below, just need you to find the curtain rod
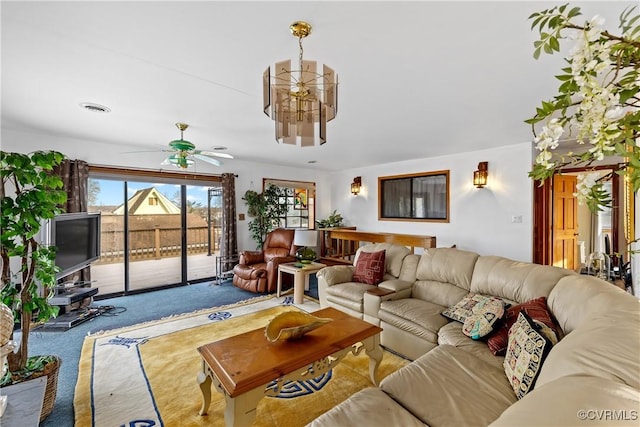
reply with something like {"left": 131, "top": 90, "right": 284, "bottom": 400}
{"left": 89, "top": 164, "right": 238, "bottom": 181}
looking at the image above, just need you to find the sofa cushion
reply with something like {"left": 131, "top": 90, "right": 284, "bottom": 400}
{"left": 547, "top": 274, "right": 637, "bottom": 334}
{"left": 306, "top": 387, "right": 427, "bottom": 427}
{"left": 504, "top": 312, "right": 554, "bottom": 399}
{"left": 536, "top": 297, "right": 640, "bottom": 391}
{"left": 470, "top": 255, "right": 574, "bottom": 304}
{"left": 397, "top": 254, "right": 420, "bottom": 283}
{"left": 326, "top": 281, "right": 377, "bottom": 312}
{"left": 442, "top": 292, "right": 494, "bottom": 323}
{"left": 353, "top": 250, "right": 386, "bottom": 285}
{"left": 381, "top": 345, "right": 517, "bottom": 426}
{"left": 412, "top": 280, "right": 470, "bottom": 309}
{"left": 379, "top": 298, "right": 450, "bottom": 344}
{"left": 486, "top": 296, "right": 558, "bottom": 356}
{"left": 438, "top": 322, "right": 505, "bottom": 369}
{"left": 355, "top": 243, "right": 410, "bottom": 278}
{"left": 416, "top": 247, "right": 479, "bottom": 289}
{"left": 462, "top": 297, "right": 505, "bottom": 339}
{"left": 489, "top": 375, "right": 640, "bottom": 427}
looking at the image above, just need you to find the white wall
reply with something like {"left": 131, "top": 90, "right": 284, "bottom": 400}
{"left": 1, "top": 128, "right": 331, "bottom": 252}
{"left": 2, "top": 128, "right": 533, "bottom": 261}
{"left": 326, "top": 142, "right": 534, "bottom": 262}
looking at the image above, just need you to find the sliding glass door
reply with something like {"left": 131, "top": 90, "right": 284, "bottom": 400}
{"left": 186, "top": 184, "right": 220, "bottom": 282}
{"left": 88, "top": 173, "right": 221, "bottom": 297}
{"left": 88, "top": 178, "right": 126, "bottom": 295}
{"left": 127, "top": 181, "right": 182, "bottom": 291}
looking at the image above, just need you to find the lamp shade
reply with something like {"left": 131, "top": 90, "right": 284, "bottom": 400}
{"left": 294, "top": 230, "right": 318, "bottom": 247}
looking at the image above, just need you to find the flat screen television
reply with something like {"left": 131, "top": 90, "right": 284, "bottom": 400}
{"left": 49, "top": 212, "right": 101, "bottom": 280}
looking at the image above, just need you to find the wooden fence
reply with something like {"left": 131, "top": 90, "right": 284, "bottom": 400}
{"left": 97, "top": 225, "right": 222, "bottom": 263}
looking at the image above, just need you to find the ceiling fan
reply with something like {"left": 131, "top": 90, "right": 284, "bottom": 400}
{"left": 160, "top": 123, "right": 233, "bottom": 169}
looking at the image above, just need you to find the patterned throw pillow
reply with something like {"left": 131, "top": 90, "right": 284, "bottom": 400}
{"left": 503, "top": 312, "right": 554, "bottom": 399}
{"left": 442, "top": 293, "right": 494, "bottom": 323}
{"left": 486, "top": 297, "right": 558, "bottom": 356}
{"left": 462, "top": 297, "right": 505, "bottom": 339}
{"left": 352, "top": 250, "right": 386, "bottom": 285}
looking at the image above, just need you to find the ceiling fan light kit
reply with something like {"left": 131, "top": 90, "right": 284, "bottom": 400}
{"left": 161, "top": 123, "right": 232, "bottom": 169}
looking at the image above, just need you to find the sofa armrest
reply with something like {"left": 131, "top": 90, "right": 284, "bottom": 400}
{"left": 267, "top": 255, "right": 296, "bottom": 270}
{"left": 364, "top": 291, "right": 393, "bottom": 324}
{"left": 367, "top": 288, "right": 396, "bottom": 297}
{"left": 379, "top": 279, "right": 413, "bottom": 293}
{"left": 240, "top": 250, "right": 264, "bottom": 265}
{"left": 316, "top": 265, "right": 355, "bottom": 286}
{"left": 232, "top": 264, "right": 267, "bottom": 280}
{"left": 363, "top": 280, "right": 413, "bottom": 324}
{"left": 317, "top": 265, "right": 355, "bottom": 308}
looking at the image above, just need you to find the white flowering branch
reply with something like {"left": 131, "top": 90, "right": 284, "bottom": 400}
{"left": 527, "top": 4, "right": 640, "bottom": 211}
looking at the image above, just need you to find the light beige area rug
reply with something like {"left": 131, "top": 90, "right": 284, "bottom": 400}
{"left": 74, "top": 295, "right": 408, "bottom": 427}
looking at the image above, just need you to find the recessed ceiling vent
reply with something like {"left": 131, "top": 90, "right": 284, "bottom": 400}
{"left": 79, "top": 102, "right": 111, "bottom": 113}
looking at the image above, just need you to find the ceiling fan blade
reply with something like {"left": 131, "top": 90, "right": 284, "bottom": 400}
{"left": 122, "top": 149, "right": 166, "bottom": 154}
{"left": 122, "top": 143, "right": 171, "bottom": 154}
{"left": 192, "top": 154, "right": 222, "bottom": 166}
{"left": 194, "top": 150, "right": 234, "bottom": 159}
{"left": 160, "top": 157, "right": 172, "bottom": 165}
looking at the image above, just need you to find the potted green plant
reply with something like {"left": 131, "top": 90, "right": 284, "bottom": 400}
{"left": 242, "top": 184, "right": 288, "bottom": 248}
{"left": 316, "top": 210, "right": 344, "bottom": 229}
{"left": 0, "top": 150, "right": 67, "bottom": 421}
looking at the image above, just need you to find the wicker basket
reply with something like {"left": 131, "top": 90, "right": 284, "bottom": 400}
{"left": 0, "top": 303, "right": 13, "bottom": 346}
{"left": 36, "top": 356, "right": 62, "bottom": 423}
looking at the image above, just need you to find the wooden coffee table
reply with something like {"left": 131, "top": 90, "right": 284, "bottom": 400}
{"left": 196, "top": 307, "right": 383, "bottom": 427}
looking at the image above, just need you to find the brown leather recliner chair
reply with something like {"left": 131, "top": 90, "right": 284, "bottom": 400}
{"left": 232, "top": 228, "right": 297, "bottom": 293}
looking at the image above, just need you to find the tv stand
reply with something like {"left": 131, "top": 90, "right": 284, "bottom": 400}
{"left": 46, "top": 285, "right": 99, "bottom": 330}
{"left": 49, "top": 286, "right": 98, "bottom": 307}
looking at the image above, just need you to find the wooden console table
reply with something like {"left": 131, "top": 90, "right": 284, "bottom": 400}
{"left": 196, "top": 307, "right": 383, "bottom": 427}
{"left": 320, "top": 229, "right": 437, "bottom": 263}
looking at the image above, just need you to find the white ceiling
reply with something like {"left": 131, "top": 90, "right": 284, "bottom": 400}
{"left": 1, "top": 1, "right": 627, "bottom": 171}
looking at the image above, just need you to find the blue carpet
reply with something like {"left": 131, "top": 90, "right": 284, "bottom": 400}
{"left": 27, "top": 276, "right": 318, "bottom": 427}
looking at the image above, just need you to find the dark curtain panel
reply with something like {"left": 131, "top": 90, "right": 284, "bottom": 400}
{"left": 220, "top": 173, "right": 238, "bottom": 271}
{"left": 54, "top": 159, "right": 89, "bottom": 213}
{"left": 53, "top": 159, "right": 91, "bottom": 282}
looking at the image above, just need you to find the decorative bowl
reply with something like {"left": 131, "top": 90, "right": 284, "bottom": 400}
{"left": 265, "top": 311, "right": 332, "bottom": 342}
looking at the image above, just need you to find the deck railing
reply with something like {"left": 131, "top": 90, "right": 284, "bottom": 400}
{"left": 97, "top": 225, "right": 222, "bottom": 263}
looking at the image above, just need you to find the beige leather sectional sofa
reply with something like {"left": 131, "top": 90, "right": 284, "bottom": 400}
{"left": 312, "top": 244, "right": 640, "bottom": 426}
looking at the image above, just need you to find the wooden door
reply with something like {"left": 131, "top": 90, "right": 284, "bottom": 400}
{"left": 552, "top": 175, "right": 579, "bottom": 270}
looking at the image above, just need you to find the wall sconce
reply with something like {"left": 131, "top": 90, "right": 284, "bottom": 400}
{"left": 351, "top": 176, "right": 362, "bottom": 195}
{"left": 473, "top": 162, "right": 488, "bottom": 188}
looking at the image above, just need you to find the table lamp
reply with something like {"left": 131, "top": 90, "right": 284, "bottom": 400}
{"left": 294, "top": 230, "right": 318, "bottom": 263}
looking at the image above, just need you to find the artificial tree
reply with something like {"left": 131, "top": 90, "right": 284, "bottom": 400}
{"left": 0, "top": 150, "right": 67, "bottom": 378}
{"left": 527, "top": 4, "right": 639, "bottom": 212}
{"left": 242, "top": 184, "right": 288, "bottom": 248}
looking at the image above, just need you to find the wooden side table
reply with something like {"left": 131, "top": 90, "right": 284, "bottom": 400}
{"left": 277, "top": 262, "right": 326, "bottom": 303}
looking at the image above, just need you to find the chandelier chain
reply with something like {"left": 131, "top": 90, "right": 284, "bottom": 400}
{"left": 298, "top": 36, "right": 305, "bottom": 81}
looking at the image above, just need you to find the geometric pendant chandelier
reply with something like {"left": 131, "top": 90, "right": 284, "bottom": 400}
{"left": 263, "top": 21, "right": 338, "bottom": 147}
